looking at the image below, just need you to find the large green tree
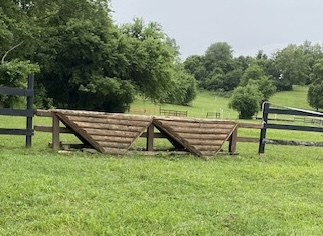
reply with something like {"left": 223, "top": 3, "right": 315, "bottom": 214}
{"left": 0, "top": 0, "right": 40, "bottom": 107}
{"left": 1, "top": 1, "right": 195, "bottom": 112}
{"left": 164, "top": 64, "right": 196, "bottom": 105}
{"left": 240, "top": 62, "right": 276, "bottom": 102}
{"left": 198, "top": 42, "right": 242, "bottom": 92}
{"left": 30, "top": 0, "right": 130, "bottom": 111}
{"left": 183, "top": 55, "right": 207, "bottom": 82}
{"left": 204, "top": 42, "right": 234, "bottom": 74}
{"left": 120, "top": 18, "right": 177, "bottom": 103}
{"left": 240, "top": 63, "right": 265, "bottom": 86}
{"left": 273, "top": 44, "right": 312, "bottom": 91}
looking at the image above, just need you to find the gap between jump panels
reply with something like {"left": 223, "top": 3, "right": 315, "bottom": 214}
{"left": 48, "top": 109, "right": 239, "bottom": 159}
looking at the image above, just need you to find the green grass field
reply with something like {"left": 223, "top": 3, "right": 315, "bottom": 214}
{"left": 270, "top": 86, "right": 312, "bottom": 110}
{"left": 1, "top": 86, "right": 323, "bottom": 235}
{"left": 130, "top": 86, "right": 313, "bottom": 119}
{"left": 130, "top": 90, "right": 238, "bottom": 119}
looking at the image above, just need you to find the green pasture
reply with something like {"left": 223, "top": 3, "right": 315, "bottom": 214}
{"left": 1, "top": 86, "right": 323, "bottom": 235}
{"left": 130, "top": 90, "right": 237, "bottom": 119}
{"left": 270, "top": 86, "right": 312, "bottom": 110}
{"left": 131, "top": 86, "right": 312, "bottom": 120}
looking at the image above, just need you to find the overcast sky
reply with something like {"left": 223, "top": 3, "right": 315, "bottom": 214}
{"left": 111, "top": 0, "right": 323, "bottom": 59}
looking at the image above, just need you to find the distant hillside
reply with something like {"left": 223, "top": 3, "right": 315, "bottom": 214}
{"left": 130, "top": 86, "right": 312, "bottom": 119}
{"left": 269, "top": 86, "right": 311, "bottom": 110}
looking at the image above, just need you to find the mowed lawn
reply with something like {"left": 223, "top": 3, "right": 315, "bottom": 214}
{"left": 1, "top": 86, "right": 323, "bottom": 235}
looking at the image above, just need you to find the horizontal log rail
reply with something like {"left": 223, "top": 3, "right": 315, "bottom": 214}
{"left": 265, "top": 139, "right": 323, "bottom": 147}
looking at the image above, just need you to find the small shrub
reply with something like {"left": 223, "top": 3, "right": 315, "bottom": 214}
{"left": 229, "top": 85, "right": 262, "bottom": 119}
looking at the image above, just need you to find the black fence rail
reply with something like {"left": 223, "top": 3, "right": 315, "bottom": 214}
{"left": 0, "top": 74, "right": 34, "bottom": 147}
{"left": 254, "top": 114, "right": 323, "bottom": 125}
{"left": 258, "top": 102, "right": 323, "bottom": 154}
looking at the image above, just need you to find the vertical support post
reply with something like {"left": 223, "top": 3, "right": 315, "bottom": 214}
{"left": 258, "top": 102, "right": 269, "bottom": 154}
{"left": 25, "top": 74, "right": 34, "bottom": 148}
{"left": 146, "top": 123, "right": 154, "bottom": 151}
{"left": 52, "top": 113, "right": 60, "bottom": 150}
{"left": 228, "top": 126, "right": 238, "bottom": 154}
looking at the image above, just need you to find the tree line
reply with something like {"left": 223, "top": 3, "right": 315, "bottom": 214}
{"left": 184, "top": 41, "right": 323, "bottom": 118}
{"left": 0, "top": 0, "right": 196, "bottom": 112}
{"left": 1, "top": 0, "right": 323, "bottom": 118}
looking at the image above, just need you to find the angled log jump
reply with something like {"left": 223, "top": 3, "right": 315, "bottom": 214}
{"left": 34, "top": 109, "right": 262, "bottom": 159}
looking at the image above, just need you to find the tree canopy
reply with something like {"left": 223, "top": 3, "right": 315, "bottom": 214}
{"left": 0, "top": 0, "right": 196, "bottom": 112}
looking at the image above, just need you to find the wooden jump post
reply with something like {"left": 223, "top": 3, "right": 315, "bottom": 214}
{"left": 34, "top": 110, "right": 73, "bottom": 150}
{"left": 0, "top": 74, "right": 34, "bottom": 147}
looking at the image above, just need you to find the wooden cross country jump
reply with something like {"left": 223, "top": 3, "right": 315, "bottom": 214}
{"left": 53, "top": 109, "right": 153, "bottom": 155}
{"left": 153, "top": 117, "right": 238, "bottom": 157}
{"left": 35, "top": 109, "right": 259, "bottom": 159}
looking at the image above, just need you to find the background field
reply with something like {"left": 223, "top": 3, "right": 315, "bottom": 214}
{"left": 130, "top": 86, "right": 313, "bottom": 119}
{"left": 1, "top": 86, "right": 323, "bottom": 235}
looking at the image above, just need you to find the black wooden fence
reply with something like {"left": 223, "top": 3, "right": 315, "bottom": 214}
{"left": 0, "top": 74, "right": 34, "bottom": 147}
{"left": 258, "top": 102, "right": 323, "bottom": 154}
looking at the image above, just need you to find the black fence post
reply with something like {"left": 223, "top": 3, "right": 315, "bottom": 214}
{"left": 258, "top": 102, "right": 269, "bottom": 154}
{"left": 25, "top": 74, "right": 34, "bottom": 147}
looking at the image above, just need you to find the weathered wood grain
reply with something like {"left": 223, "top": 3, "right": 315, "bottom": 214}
{"left": 153, "top": 118, "right": 238, "bottom": 158}
{"left": 54, "top": 109, "right": 153, "bottom": 121}
{"left": 176, "top": 133, "right": 229, "bottom": 140}
{"left": 185, "top": 139, "right": 224, "bottom": 146}
{"left": 169, "top": 126, "right": 235, "bottom": 134}
{"left": 91, "top": 135, "right": 134, "bottom": 143}
{"left": 52, "top": 110, "right": 153, "bottom": 155}
{"left": 154, "top": 116, "right": 236, "bottom": 124}
{"left": 64, "top": 115, "right": 152, "bottom": 127}
{"left": 73, "top": 122, "right": 145, "bottom": 132}
{"left": 154, "top": 120, "right": 236, "bottom": 129}
{"left": 45, "top": 109, "right": 242, "bottom": 158}
{"left": 83, "top": 129, "right": 140, "bottom": 138}
{"left": 96, "top": 141, "right": 130, "bottom": 149}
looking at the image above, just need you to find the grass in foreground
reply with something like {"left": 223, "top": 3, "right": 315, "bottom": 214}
{"left": 1, "top": 86, "right": 323, "bottom": 235}
{"left": 1, "top": 124, "right": 323, "bottom": 235}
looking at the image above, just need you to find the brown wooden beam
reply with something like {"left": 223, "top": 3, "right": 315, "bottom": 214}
{"left": 146, "top": 123, "right": 155, "bottom": 151}
{"left": 52, "top": 113, "right": 60, "bottom": 150}
{"left": 228, "top": 127, "right": 238, "bottom": 154}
